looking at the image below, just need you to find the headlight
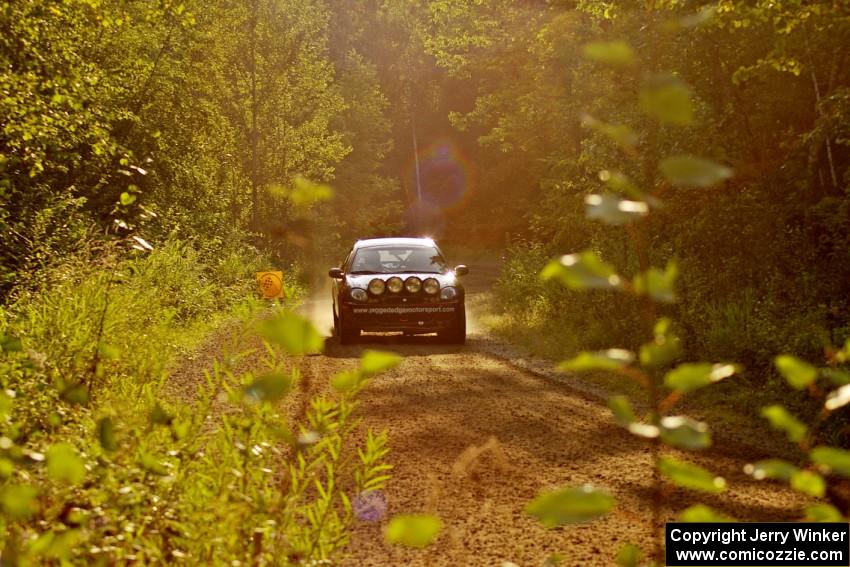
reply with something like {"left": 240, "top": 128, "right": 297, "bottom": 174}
{"left": 350, "top": 288, "right": 367, "bottom": 302}
{"left": 386, "top": 276, "right": 404, "bottom": 293}
{"left": 440, "top": 286, "right": 458, "bottom": 300}
{"left": 404, "top": 276, "right": 422, "bottom": 293}
{"left": 368, "top": 278, "right": 386, "bottom": 295}
{"left": 423, "top": 278, "right": 440, "bottom": 295}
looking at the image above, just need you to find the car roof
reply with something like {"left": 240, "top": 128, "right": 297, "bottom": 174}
{"left": 353, "top": 237, "right": 437, "bottom": 250}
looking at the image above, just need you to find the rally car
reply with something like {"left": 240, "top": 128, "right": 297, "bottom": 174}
{"left": 328, "top": 237, "right": 468, "bottom": 344}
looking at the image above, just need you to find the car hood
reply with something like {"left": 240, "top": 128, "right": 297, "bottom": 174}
{"left": 345, "top": 272, "right": 459, "bottom": 289}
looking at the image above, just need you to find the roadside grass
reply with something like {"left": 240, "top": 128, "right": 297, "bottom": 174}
{"left": 0, "top": 237, "right": 397, "bottom": 564}
{"left": 0, "top": 238, "right": 355, "bottom": 563}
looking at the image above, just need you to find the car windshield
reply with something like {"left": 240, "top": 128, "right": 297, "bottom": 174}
{"left": 349, "top": 245, "right": 448, "bottom": 274}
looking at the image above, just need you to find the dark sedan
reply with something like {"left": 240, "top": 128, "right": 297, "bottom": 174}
{"left": 329, "top": 237, "right": 468, "bottom": 344}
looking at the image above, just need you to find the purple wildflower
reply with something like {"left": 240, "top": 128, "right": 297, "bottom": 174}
{"left": 352, "top": 490, "right": 387, "bottom": 522}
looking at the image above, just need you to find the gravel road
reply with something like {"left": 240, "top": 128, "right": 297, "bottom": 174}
{"left": 293, "top": 265, "right": 809, "bottom": 566}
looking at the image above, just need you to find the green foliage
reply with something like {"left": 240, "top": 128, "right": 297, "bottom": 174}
{"left": 810, "top": 446, "right": 850, "bottom": 479}
{"left": 582, "top": 41, "right": 635, "bottom": 67}
{"left": 526, "top": 485, "right": 614, "bottom": 527}
{"left": 0, "top": 237, "right": 397, "bottom": 563}
{"left": 760, "top": 405, "right": 808, "bottom": 443}
{"left": 558, "top": 349, "right": 634, "bottom": 372}
{"left": 660, "top": 416, "right": 712, "bottom": 450}
{"left": 616, "top": 543, "right": 642, "bottom": 567}
{"left": 678, "top": 504, "right": 735, "bottom": 523}
{"left": 658, "top": 156, "right": 733, "bottom": 188}
{"left": 774, "top": 355, "right": 818, "bottom": 390}
{"left": 659, "top": 457, "right": 726, "bottom": 493}
{"left": 385, "top": 514, "right": 443, "bottom": 548}
{"left": 664, "top": 363, "right": 738, "bottom": 393}
{"left": 258, "top": 312, "right": 325, "bottom": 355}
{"left": 541, "top": 251, "right": 622, "bottom": 290}
{"left": 639, "top": 75, "right": 695, "bottom": 126}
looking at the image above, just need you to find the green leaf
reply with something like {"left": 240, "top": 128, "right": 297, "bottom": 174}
{"left": 244, "top": 372, "right": 292, "bottom": 402}
{"left": 678, "top": 504, "right": 735, "bottom": 523}
{"left": 825, "top": 384, "right": 850, "bottom": 411}
{"left": 774, "top": 355, "right": 817, "bottom": 389}
{"left": 821, "top": 368, "right": 850, "bottom": 386}
{"left": 608, "top": 395, "right": 636, "bottom": 426}
{"left": 258, "top": 312, "right": 324, "bottom": 355}
{"left": 640, "top": 318, "right": 682, "bottom": 368}
{"left": 582, "top": 41, "right": 636, "bottom": 67}
{"left": 805, "top": 504, "right": 845, "bottom": 522}
{"left": 659, "top": 156, "right": 733, "bottom": 188}
{"left": 639, "top": 75, "right": 694, "bottom": 125}
{"left": 790, "top": 470, "right": 825, "bottom": 497}
{"left": 46, "top": 444, "right": 86, "bottom": 484}
{"left": 599, "top": 171, "right": 663, "bottom": 207}
{"left": 526, "top": 485, "right": 614, "bottom": 527}
{"left": 660, "top": 416, "right": 711, "bottom": 449}
{"left": 541, "top": 251, "right": 622, "bottom": 290}
{"left": 331, "top": 371, "right": 360, "bottom": 393}
{"left": 385, "top": 514, "right": 442, "bottom": 548}
{"left": 810, "top": 446, "right": 850, "bottom": 478}
{"left": 744, "top": 459, "right": 799, "bottom": 481}
{"left": 664, "top": 363, "right": 738, "bottom": 393}
{"left": 558, "top": 349, "right": 634, "bottom": 372}
{"left": 97, "top": 417, "right": 117, "bottom": 452}
{"left": 659, "top": 457, "right": 726, "bottom": 493}
{"left": 761, "top": 405, "right": 807, "bottom": 443}
{"left": 360, "top": 350, "right": 402, "bottom": 375}
{"left": 616, "top": 543, "right": 642, "bottom": 567}
{"left": 584, "top": 193, "right": 649, "bottom": 225}
{"left": 0, "top": 484, "right": 39, "bottom": 519}
{"left": 633, "top": 262, "right": 678, "bottom": 303}
{"left": 119, "top": 192, "right": 136, "bottom": 206}
{"left": 0, "top": 334, "right": 22, "bottom": 352}
{"left": 581, "top": 115, "right": 638, "bottom": 149}
{"left": 627, "top": 422, "right": 660, "bottom": 439}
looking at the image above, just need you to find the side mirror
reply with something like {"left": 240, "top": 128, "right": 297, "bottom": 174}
{"left": 328, "top": 267, "right": 344, "bottom": 279}
{"left": 454, "top": 264, "right": 469, "bottom": 276}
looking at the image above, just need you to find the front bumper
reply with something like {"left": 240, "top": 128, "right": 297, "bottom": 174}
{"left": 342, "top": 301, "right": 462, "bottom": 332}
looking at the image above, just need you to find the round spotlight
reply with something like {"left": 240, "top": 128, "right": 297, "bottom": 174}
{"left": 404, "top": 276, "right": 422, "bottom": 293}
{"left": 368, "top": 278, "right": 386, "bottom": 295}
{"left": 386, "top": 276, "right": 404, "bottom": 293}
{"left": 423, "top": 278, "right": 440, "bottom": 295}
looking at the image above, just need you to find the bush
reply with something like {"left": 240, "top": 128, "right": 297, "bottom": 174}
{"left": 489, "top": 240, "right": 645, "bottom": 358}
{"left": 0, "top": 239, "right": 392, "bottom": 564}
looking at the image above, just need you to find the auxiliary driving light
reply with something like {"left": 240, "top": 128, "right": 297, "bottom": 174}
{"left": 440, "top": 286, "right": 458, "bottom": 300}
{"left": 404, "top": 276, "right": 422, "bottom": 293}
{"left": 368, "top": 278, "right": 386, "bottom": 295}
{"left": 386, "top": 276, "right": 404, "bottom": 293}
{"left": 423, "top": 278, "right": 440, "bottom": 295}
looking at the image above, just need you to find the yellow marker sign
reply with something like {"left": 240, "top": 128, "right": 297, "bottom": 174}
{"left": 256, "top": 271, "right": 285, "bottom": 299}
